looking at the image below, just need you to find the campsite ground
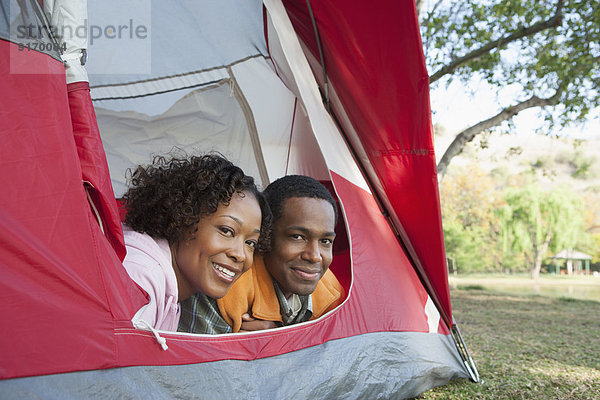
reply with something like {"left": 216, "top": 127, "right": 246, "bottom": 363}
{"left": 415, "top": 280, "right": 600, "bottom": 399}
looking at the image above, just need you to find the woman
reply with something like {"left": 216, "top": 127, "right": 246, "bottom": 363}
{"left": 121, "top": 153, "right": 271, "bottom": 332}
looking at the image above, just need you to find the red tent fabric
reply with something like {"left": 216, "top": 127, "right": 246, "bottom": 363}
{"left": 69, "top": 81, "right": 126, "bottom": 261}
{"left": 0, "top": 41, "right": 146, "bottom": 377}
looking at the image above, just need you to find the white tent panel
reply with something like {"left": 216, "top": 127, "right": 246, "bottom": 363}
{"left": 87, "top": 0, "right": 267, "bottom": 85}
{"left": 91, "top": 67, "right": 230, "bottom": 116}
{"left": 89, "top": 0, "right": 367, "bottom": 193}
{"left": 230, "top": 56, "right": 296, "bottom": 184}
{"left": 97, "top": 81, "right": 261, "bottom": 196}
{"left": 286, "top": 103, "right": 330, "bottom": 181}
{"left": 263, "top": 0, "right": 370, "bottom": 192}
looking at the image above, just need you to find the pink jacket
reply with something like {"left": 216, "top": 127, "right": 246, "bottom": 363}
{"left": 122, "top": 226, "right": 180, "bottom": 331}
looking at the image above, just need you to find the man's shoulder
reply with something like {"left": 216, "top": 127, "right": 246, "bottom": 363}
{"left": 311, "top": 269, "right": 345, "bottom": 318}
{"left": 217, "top": 256, "right": 282, "bottom": 330}
{"left": 224, "top": 257, "right": 276, "bottom": 300}
{"left": 224, "top": 263, "right": 257, "bottom": 295}
{"left": 318, "top": 269, "right": 343, "bottom": 292}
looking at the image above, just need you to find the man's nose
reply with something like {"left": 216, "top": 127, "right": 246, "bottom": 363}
{"left": 301, "top": 240, "right": 321, "bottom": 264}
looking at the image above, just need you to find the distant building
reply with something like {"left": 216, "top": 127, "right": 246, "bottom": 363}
{"left": 550, "top": 249, "right": 592, "bottom": 275}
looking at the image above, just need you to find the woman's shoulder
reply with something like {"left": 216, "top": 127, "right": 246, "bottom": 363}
{"left": 122, "top": 225, "right": 174, "bottom": 286}
{"left": 123, "top": 225, "right": 170, "bottom": 261}
{"left": 121, "top": 225, "right": 179, "bottom": 329}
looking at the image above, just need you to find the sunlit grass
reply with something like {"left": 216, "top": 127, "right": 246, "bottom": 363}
{"left": 414, "top": 289, "right": 600, "bottom": 400}
{"left": 451, "top": 273, "right": 600, "bottom": 282}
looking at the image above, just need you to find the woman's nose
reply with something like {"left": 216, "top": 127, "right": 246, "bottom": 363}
{"left": 227, "top": 239, "right": 246, "bottom": 263}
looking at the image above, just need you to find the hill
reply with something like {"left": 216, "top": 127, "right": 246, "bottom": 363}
{"left": 434, "top": 129, "right": 600, "bottom": 194}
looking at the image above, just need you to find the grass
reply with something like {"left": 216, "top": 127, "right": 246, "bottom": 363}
{"left": 450, "top": 273, "right": 600, "bottom": 282}
{"left": 457, "top": 284, "right": 485, "bottom": 291}
{"left": 414, "top": 288, "right": 600, "bottom": 399}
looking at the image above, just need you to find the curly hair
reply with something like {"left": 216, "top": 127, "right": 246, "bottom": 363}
{"left": 263, "top": 175, "right": 338, "bottom": 225}
{"left": 123, "top": 153, "right": 271, "bottom": 253}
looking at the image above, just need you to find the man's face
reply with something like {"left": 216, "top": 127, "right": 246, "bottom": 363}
{"left": 263, "top": 197, "right": 336, "bottom": 299}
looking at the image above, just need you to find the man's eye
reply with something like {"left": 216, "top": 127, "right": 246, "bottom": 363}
{"left": 321, "top": 238, "right": 334, "bottom": 245}
{"left": 246, "top": 240, "right": 257, "bottom": 249}
{"left": 290, "top": 234, "right": 303, "bottom": 240}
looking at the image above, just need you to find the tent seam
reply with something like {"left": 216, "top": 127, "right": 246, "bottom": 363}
{"left": 91, "top": 79, "right": 225, "bottom": 101}
{"left": 284, "top": 98, "right": 297, "bottom": 175}
{"left": 227, "top": 67, "right": 270, "bottom": 186}
{"left": 89, "top": 54, "right": 269, "bottom": 89}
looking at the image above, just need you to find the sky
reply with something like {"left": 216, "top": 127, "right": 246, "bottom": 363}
{"left": 429, "top": 79, "right": 600, "bottom": 142}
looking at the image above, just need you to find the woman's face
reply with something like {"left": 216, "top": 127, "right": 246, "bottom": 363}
{"left": 172, "top": 190, "right": 262, "bottom": 301}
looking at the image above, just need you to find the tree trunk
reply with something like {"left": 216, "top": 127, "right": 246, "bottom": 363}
{"left": 436, "top": 89, "right": 562, "bottom": 180}
{"left": 415, "top": 0, "right": 424, "bottom": 16}
{"left": 531, "top": 231, "right": 552, "bottom": 280}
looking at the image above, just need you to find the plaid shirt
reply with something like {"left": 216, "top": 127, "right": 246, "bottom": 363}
{"left": 178, "top": 293, "right": 232, "bottom": 334}
{"left": 273, "top": 281, "right": 313, "bottom": 325}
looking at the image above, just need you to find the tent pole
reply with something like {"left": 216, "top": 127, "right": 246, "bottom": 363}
{"left": 451, "top": 322, "right": 480, "bottom": 383}
{"left": 305, "top": 0, "right": 330, "bottom": 112}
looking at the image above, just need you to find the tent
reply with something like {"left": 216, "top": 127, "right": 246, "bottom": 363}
{"left": 0, "top": 0, "right": 478, "bottom": 398}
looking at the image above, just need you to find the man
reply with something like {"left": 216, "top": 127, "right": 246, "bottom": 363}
{"left": 178, "top": 175, "right": 345, "bottom": 333}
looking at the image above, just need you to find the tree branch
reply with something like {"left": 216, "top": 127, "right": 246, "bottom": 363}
{"left": 420, "top": 0, "right": 447, "bottom": 56}
{"left": 415, "top": 0, "right": 424, "bottom": 17}
{"left": 416, "top": 0, "right": 445, "bottom": 22}
{"left": 429, "top": 0, "right": 564, "bottom": 83}
{"left": 436, "top": 88, "right": 563, "bottom": 179}
{"left": 586, "top": 225, "right": 600, "bottom": 233}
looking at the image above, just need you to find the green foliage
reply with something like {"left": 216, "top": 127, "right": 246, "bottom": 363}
{"left": 421, "top": 0, "right": 600, "bottom": 131}
{"left": 501, "top": 185, "right": 585, "bottom": 252}
{"left": 554, "top": 149, "right": 573, "bottom": 164}
{"left": 581, "top": 233, "right": 600, "bottom": 263}
{"left": 572, "top": 157, "right": 592, "bottom": 178}
{"left": 440, "top": 165, "right": 503, "bottom": 273}
{"left": 440, "top": 165, "right": 592, "bottom": 274}
{"left": 490, "top": 165, "right": 508, "bottom": 180}
{"left": 555, "top": 149, "right": 600, "bottom": 178}
{"left": 532, "top": 155, "right": 553, "bottom": 169}
{"left": 443, "top": 218, "right": 499, "bottom": 273}
{"left": 570, "top": 153, "right": 600, "bottom": 178}
{"left": 530, "top": 154, "right": 558, "bottom": 179}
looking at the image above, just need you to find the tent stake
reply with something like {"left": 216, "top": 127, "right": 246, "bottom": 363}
{"left": 451, "top": 322, "right": 480, "bottom": 382}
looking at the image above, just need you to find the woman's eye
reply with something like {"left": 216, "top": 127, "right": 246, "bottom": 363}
{"left": 246, "top": 240, "right": 257, "bottom": 249}
{"left": 220, "top": 227, "right": 234, "bottom": 237}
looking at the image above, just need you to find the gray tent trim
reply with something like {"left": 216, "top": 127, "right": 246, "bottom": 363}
{"left": 0, "top": 332, "right": 468, "bottom": 400}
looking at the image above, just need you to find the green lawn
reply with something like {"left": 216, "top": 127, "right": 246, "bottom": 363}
{"left": 415, "top": 287, "right": 600, "bottom": 399}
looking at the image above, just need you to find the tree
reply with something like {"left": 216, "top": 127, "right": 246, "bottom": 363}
{"left": 439, "top": 164, "right": 503, "bottom": 272}
{"left": 420, "top": 0, "right": 600, "bottom": 179}
{"left": 581, "top": 190, "right": 600, "bottom": 263}
{"left": 500, "top": 185, "right": 585, "bottom": 279}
